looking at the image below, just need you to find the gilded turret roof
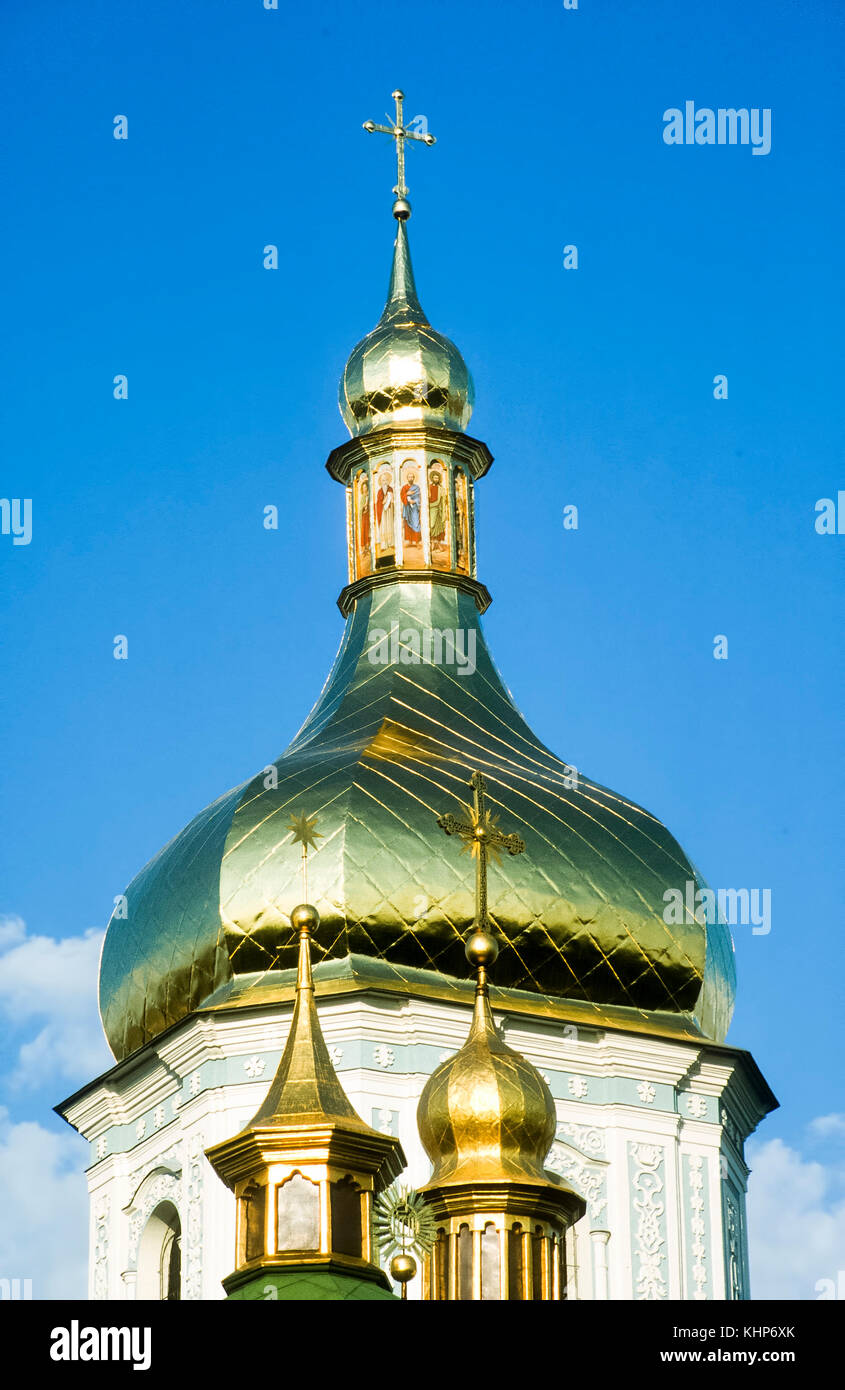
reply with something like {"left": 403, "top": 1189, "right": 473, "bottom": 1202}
{"left": 418, "top": 979, "right": 557, "bottom": 1187}
{"left": 248, "top": 905, "right": 364, "bottom": 1132}
{"left": 338, "top": 221, "right": 474, "bottom": 437}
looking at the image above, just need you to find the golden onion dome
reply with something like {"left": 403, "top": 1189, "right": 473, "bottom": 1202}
{"left": 98, "top": 582, "right": 737, "bottom": 1061}
{"left": 338, "top": 220, "right": 474, "bottom": 437}
{"left": 417, "top": 939, "right": 556, "bottom": 1187}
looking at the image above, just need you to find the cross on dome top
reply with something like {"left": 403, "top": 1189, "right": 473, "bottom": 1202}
{"left": 363, "top": 88, "right": 436, "bottom": 220}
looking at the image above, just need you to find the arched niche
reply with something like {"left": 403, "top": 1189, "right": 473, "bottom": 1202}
{"left": 136, "top": 1200, "right": 182, "bottom": 1301}
{"left": 124, "top": 1166, "right": 183, "bottom": 1300}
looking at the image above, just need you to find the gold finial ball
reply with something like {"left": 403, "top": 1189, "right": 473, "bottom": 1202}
{"left": 290, "top": 903, "right": 320, "bottom": 935}
{"left": 392, "top": 88, "right": 405, "bottom": 101}
{"left": 465, "top": 929, "right": 499, "bottom": 970}
{"left": 392, "top": 196, "right": 412, "bottom": 220}
{"left": 390, "top": 1252, "right": 416, "bottom": 1284}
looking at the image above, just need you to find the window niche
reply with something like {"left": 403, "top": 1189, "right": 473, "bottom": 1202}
{"left": 433, "top": 1228, "right": 450, "bottom": 1300}
{"left": 532, "top": 1225, "right": 546, "bottom": 1300}
{"left": 136, "top": 1200, "right": 181, "bottom": 1302}
{"left": 457, "top": 1223, "right": 472, "bottom": 1300}
{"left": 161, "top": 1219, "right": 181, "bottom": 1301}
{"left": 241, "top": 1181, "right": 266, "bottom": 1264}
{"left": 330, "top": 1175, "right": 363, "bottom": 1258}
{"left": 480, "top": 1222, "right": 500, "bottom": 1300}
{"left": 508, "top": 1223, "right": 525, "bottom": 1300}
{"left": 276, "top": 1172, "right": 320, "bottom": 1253}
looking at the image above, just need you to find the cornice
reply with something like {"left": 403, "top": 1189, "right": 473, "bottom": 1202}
{"left": 325, "top": 424, "right": 493, "bottom": 484}
{"left": 337, "top": 567, "right": 492, "bottom": 616}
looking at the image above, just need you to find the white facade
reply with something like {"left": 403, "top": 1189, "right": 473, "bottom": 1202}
{"left": 60, "top": 989, "right": 773, "bottom": 1301}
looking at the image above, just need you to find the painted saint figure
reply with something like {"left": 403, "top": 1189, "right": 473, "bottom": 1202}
{"left": 375, "top": 468, "right": 395, "bottom": 559}
{"left": 359, "top": 477, "right": 371, "bottom": 549}
{"left": 401, "top": 469, "right": 422, "bottom": 544}
{"left": 454, "top": 469, "right": 469, "bottom": 573}
{"left": 428, "top": 464, "right": 449, "bottom": 566}
{"left": 356, "top": 474, "right": 372, "bottom": 576}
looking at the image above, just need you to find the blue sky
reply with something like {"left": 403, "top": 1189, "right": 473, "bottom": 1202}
{"left": 0, "top": 0, "right": 843, "bottom": 1297}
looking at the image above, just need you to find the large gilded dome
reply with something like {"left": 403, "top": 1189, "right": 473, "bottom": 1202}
{"left": 99, "top": 581, "right": 736, "bottom": 1059}
{"left": 338, "top": 221, "right": 474, "bottom": 437}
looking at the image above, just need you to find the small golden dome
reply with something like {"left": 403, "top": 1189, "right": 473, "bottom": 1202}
{"left": 417, "top": 977, "right": 556, "bottom": 1187}
{"left": 339, "top": 220, "right": 474, "bottom": 438}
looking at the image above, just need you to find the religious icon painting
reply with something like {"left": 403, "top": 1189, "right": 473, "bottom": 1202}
{"left": 399, "top": 458, "right": 425, "bottom": 567}
{"left": 427, "top": 460, "right": 451, "bottom": 571}
{"left": 374, "top": 463, "right": 396, "bottom": 567}
{"left": 454, "top": 468, "right": 470, "bottom": 574}
{"left": 354, "top": 469, "right": 373, "bottom": 577}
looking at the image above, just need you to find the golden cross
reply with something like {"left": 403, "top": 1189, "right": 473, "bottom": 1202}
{"left": 363, "top": 89, "right": 436, "bottom": 209}
{"left": 437, "top": 771, "right": 525, "bottom": 931}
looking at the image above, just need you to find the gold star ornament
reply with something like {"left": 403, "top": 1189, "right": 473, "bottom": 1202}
{"left": 287, "top": 811, "right": 323, "bottom": 852}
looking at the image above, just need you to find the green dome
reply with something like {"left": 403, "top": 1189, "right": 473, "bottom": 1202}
{"left": 227, "top": 1269, "right": 397, "bottom": 1301}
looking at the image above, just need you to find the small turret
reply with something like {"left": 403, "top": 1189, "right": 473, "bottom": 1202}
{"left": 417, "top": 930, "right": 586, "bottom": 1300}
{"left": 205, "top": 904, "right": 406, "bottom": 1300}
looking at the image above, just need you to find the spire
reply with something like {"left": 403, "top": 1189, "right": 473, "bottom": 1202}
{"left": 249, "top": 903, "right": 359, "bottom": 1129}
{"left": 336, "top": 87, "right": 474, "bottom": 443}
{"left": 377, "top": 220, "right": 427, "bottom": 328}
{"left": 204, "top": 899, "right": 406, "bottom": 1300}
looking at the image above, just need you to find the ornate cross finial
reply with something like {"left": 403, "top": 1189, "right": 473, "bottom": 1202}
{"left": 437, "top": 771, "right": 525, "bottom": 934}
{"left": 363, "top": 88, "right": 436, "bottom": 220}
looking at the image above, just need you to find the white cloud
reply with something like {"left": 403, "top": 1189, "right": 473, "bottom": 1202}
{"left": 747, "top": 1133, "right": 845, "bottom": 1299}
{"left": 0, "top": 914, "right": 26, "bottom": 949}
{"left": 808, "top": 1114, "right": 845, "bottom": 1141}
{"left": 0, "top": 919, "right": 112, "bottom": 1298}
{"left": 0, "top": 1107, "right": 88, "bottom": 1298}
{"left": 0, "top": 918, "right": 112, "bottom": 1089}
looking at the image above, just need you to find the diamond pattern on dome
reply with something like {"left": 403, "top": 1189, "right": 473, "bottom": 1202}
{"left": 99, "top": 581, "right": 735, "bottom": 1062}
{"left": 341, "top": 320, "right": 473, "bottom": 436}
{"left": 216, "top": 581, "right": 732, "bottom": 1032}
